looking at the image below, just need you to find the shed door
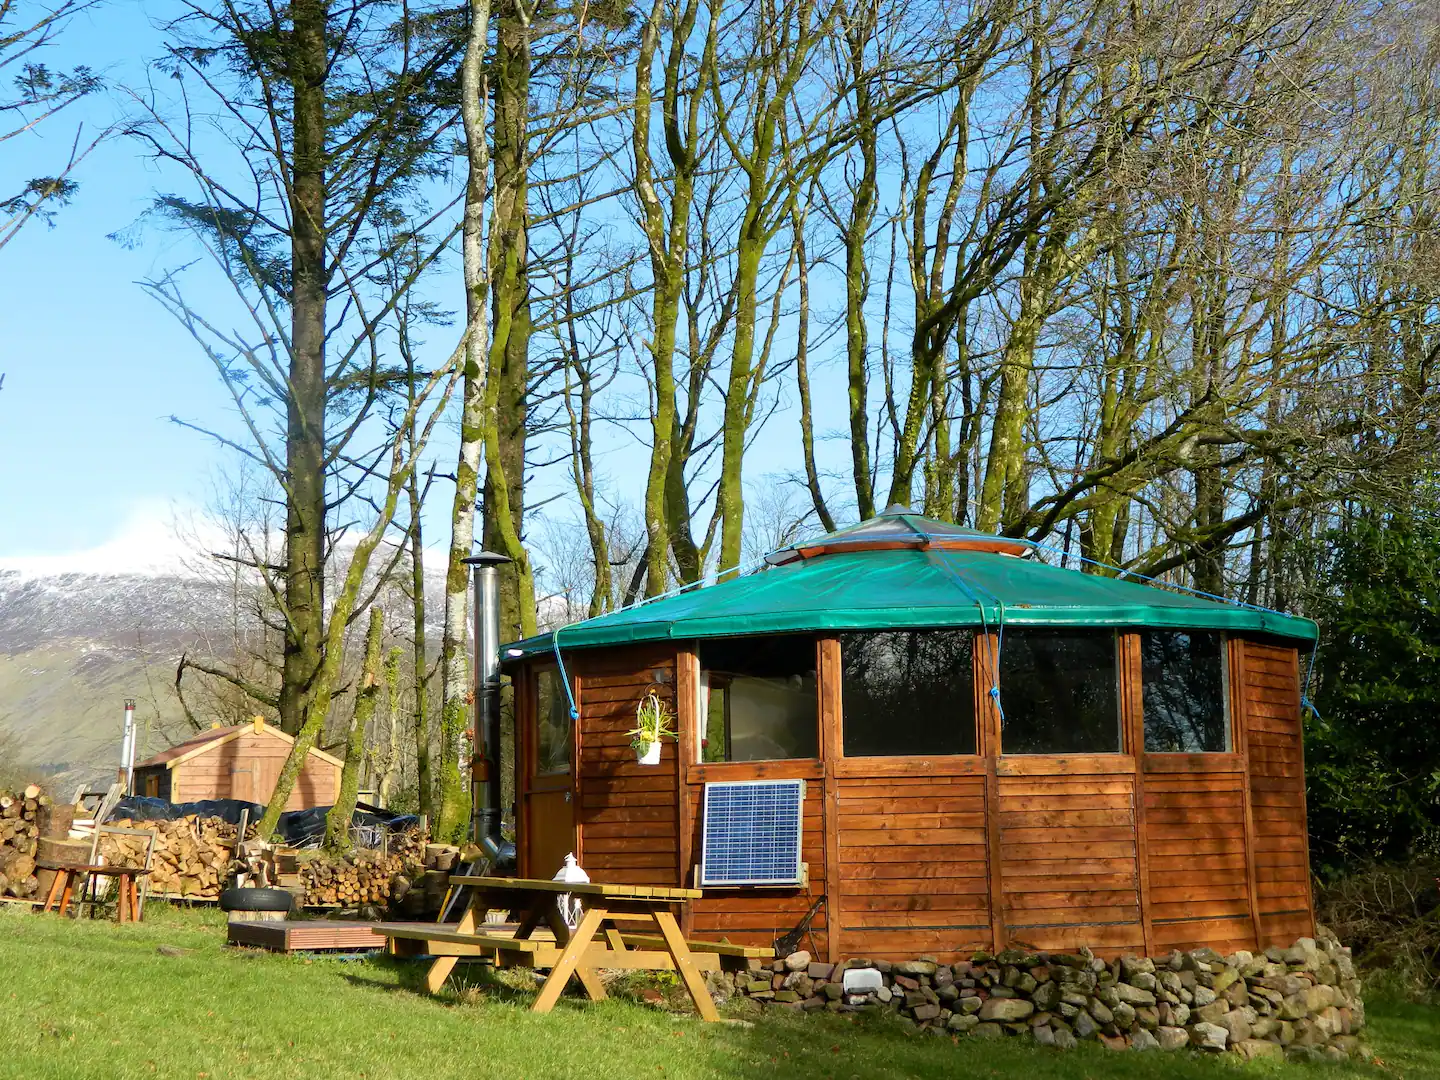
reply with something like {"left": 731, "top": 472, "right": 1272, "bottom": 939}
{"left": 522, "top": 665, "right": 576, "bottom": 878}
{"left": 230, "top": 762, "right": 261, "bottom": 803}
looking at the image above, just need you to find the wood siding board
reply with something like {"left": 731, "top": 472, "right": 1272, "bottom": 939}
{"left": 1240, "top": 640, "right": 1315, "bottom": 947}
{"left": 568, "top": 648, "right": 681, "bottom": 886}
{"left": 676, "top": 646, "right": 698, "bottom": 931}
{"left": 1290, "top": 645, "right": 1317, "bottom": 942}
{"left": 1121, "top": 632, "right": 1156, "bottom": 956}
{"left": 820, "top": 636, "right": 842, "bottom": 963}
{"left": 978, "top": 632, "right": 1006, "bottom": 951}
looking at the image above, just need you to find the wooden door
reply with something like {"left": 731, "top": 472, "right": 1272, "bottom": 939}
{"left": 229, "top": 762, "right": 260, "bottom": 803}
{"left": 522, "top": 665, "right": 576, "bottom": 879}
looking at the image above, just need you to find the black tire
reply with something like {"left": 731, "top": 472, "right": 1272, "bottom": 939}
{"left": 219, "top": 887, "right": 294, "bottom": 913}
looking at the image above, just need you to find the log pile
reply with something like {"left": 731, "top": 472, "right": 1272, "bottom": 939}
{"left": 101, "top": 816, "right": 257, "bottom": 899}
{"left": 296, "top": 831, "right": 442, "bottom": 908}
{"left": 300, "top": 850, "right": 411, "bottom": 906}
{"left": 82, "top": 810, "right": 438, "bottom": 909}
{"left": 0, "top": 784, "right": 46, "bottom": 899}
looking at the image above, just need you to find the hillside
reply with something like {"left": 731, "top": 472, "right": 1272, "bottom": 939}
{"left": 0, "top": 568, "right": 222, "bottom": 788}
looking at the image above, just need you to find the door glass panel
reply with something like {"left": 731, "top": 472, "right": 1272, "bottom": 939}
{"left": 535, "top": 669, "right": 572, "bottom": 775}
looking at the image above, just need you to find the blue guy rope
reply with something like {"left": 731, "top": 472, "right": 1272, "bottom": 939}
{"left": 925, "top": 544, "right": 1008, "bottom": 723}
{"left": 1300, "top": 637, "right": 1322, "bottom": 721}
{"left": 551, "top": 628, "right": 579, "bottom": 720}
{"left": 544, "top": 550, "right": 775, "bottom": 723}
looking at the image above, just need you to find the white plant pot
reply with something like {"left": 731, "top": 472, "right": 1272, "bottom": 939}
{"left": 635, "top": 740, "right": 662, "bottom": 765}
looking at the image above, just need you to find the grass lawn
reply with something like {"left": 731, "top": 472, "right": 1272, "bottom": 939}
{"left": 1, "top": 905, "right": 1436, "bottom": 1080}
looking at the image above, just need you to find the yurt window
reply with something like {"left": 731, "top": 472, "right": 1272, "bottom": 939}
{"left": 999, "top": 629, "right": 1120, "bottom": 753}
{"left": 698, "top": 635, "right": 819, "bottom": 762}
{"left": 1140, "top": 630, "right": 1229, "bottom": 752}
{"left": 534, "top": 668, "right": 572, "bottom": 775}
{"left": 839, "top": 629, "right": 976, "bottom": 756}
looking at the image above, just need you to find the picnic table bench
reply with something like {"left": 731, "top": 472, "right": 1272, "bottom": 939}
{"left": 375, "top": 876, "right": 770, "bottom": 1021}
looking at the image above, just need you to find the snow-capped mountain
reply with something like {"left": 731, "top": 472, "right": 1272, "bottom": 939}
{"left": 0, "top": 564, "right": 229, "bottom": 786}
{"left": 0, "top": 523, "right": 449, "bottom": 785}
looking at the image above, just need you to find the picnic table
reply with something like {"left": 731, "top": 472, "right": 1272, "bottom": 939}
{"left": 375, "top": 876, "right": 747, "bottom": 1021}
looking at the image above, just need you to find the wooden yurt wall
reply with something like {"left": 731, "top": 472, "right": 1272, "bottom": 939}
{"left": 570, "top": 645, "right": 682, "bottom": 886}
{"left": 519, "top": 630, "right": 1313, "bottom": 961}
{"left": 828, "top": 637, "right": 987, "bottom": 961}
{"left": 1241, "top": 640, "right": 1315, "bottom": 944}
{"left": 681, "top": 645, "right": 829, "bottom": 954}
{"left": 1137, "top": 638, "right": 1260, "bottom": 954}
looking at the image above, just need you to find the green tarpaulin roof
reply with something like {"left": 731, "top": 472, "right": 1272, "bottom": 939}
{"left": 504, "top": 510, "right": 1316, "bottom": 658}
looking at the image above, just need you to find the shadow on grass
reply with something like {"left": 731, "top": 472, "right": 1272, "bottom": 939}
{"left": 341, "top": 955, "right": 542, "bottom": 1009}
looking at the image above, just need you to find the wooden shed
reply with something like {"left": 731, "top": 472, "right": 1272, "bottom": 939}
{"left": 495, "top": 508, "right": 1317, "bottom": 963}
{"left": 133, "top": 717, "right": 342, "bottom": 810}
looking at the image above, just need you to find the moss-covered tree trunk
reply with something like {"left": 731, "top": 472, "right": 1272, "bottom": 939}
{"left": 258, "top": 340, "right": 462, "bottom": 839}
{"left": 634, "top": 0, "right": 709, "bottom": 596}
{"left": 841, "top": 10, "right": 878, "bottom": 522}
{"left": 436, "top": 0, "right": 494, "bottom": 845}
{"left": 277, "top": 0, "right": 330, "bottom": 736}
{"left": 406, "top": 466, "right": 433, "bottom": 819}
{"left": 480, "top": 0, "right": 537, "bottom": 644}
{"left": 324, "top": 606, "right": 384, "bottom": 853}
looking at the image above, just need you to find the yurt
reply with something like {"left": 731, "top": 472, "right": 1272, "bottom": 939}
{"left": 486, "top": 508, "right": 1317, "bottom": 962}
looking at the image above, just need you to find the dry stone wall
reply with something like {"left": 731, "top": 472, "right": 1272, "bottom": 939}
{"left": 711, "top": 929, "right": 1366, "bottom": 1062}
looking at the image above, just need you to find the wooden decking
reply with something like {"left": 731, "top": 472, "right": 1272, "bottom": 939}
{"left": 226, "top": 919, "right": 395, "bottom": 953}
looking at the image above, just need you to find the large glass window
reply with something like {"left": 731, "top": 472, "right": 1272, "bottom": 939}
{"left": 840, "top": 630, "right": 976, "bottom": 756}
{"left": 1141, "top": 630, "right": 1229, "bottom": 752}
{"left": 999, "top": 629, "right": 1120, "bottom": 754}
{"left": 699, "top": 635, "right": 818, "bottom": 762}
{"left": 535, "top": 668, "right": 572, "bottom": 775}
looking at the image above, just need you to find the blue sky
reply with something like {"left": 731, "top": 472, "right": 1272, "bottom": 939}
{"left": 0, "top": 0, "right": 237, "bottom": 559}
{"left": 0, "top": 0, "right": 862, "bottom": 571}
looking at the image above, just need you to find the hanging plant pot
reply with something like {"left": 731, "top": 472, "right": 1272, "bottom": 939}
{"left": 626, "top": 689, "right": 676, "bottom": 767}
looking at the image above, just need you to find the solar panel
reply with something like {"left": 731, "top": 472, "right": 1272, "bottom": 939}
{"left": 699, "top": 779, "right": 805, "bottom": 887}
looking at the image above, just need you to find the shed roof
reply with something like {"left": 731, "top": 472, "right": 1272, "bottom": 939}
{"left": 504, "top": 509, "right": 1316, "bottom": 659}
{"left": 136, "top": 719, "right": 344, "bottom": 770}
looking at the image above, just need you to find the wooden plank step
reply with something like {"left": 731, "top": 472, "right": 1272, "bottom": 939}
{"left": 372, "top": 924, "right": 553, "bottom": 951}
{"left": 619, "top": 933, "right": 775, "bottom": 958}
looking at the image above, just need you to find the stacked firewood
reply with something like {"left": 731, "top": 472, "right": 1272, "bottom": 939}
{"left": 0, "top": 785, "right": 45, "bottom": 899}
{"left": 300, "top": 848, "right": 419, "bottom": 907}
{"left": 87, "top": 811, "right": 436, "bottom": 908}
{"left": 102, "top": 816, "right": 256, "bottom": 899}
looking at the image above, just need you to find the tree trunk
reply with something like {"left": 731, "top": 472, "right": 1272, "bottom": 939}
{"left": 258, "top": 333, "right": 463, "bottom": 838}
{"left": 792, "top": 206, "right": 835, "bottom": 531}
{"left": 278, "top": 0, "right": 330, "bottom": 735}
{"left": 407, "top": 469, "right": 432, "bottom": 819}
{"left": 481, "top": 0, "right": 537, "bottom": 646}
{"left": 842, "top": 13, "right": 878, "bottom": 521}
{"left": 634, "top": 0, "right": 710, "bottom": 594}
{"left": 437, "top": 0, "right": 494, "bottom": 845}
{"left": 377, "top": 645, "right": 402, "bottom": 807}
{"left": 324, "top": 606, "right": 384, "bottom": 853}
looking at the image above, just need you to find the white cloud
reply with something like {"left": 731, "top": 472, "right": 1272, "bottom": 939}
{"left": 0, "top": 500, "right": 207, "bottom": 579}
